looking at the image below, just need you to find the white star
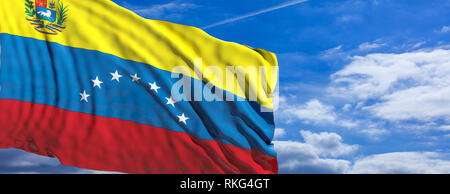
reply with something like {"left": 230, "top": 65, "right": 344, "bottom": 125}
{"left": 91, "top": 76, "right": 103, "bottom": 88}
{"left": 130, "top": 73, "right": 141, "bottom": 82}
{"left": 177, "top": 113, "right": 190, "bottom": 125}
{"left": 80, "top": 90, "right": 90, "bottom": 102}
{"left": 110, "top": 70, "right": 123, "bottom": 82}
{"left": 149, "top": 82, "right": 161, "bottom": 93}
{"left": 165, "top": 96, "right": 176, "bottom": 108}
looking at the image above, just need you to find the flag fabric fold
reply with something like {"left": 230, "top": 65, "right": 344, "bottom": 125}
{"left": 0, "top": 0, "right": 278, "bottom": 174}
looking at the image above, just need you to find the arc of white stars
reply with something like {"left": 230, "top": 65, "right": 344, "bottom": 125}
{"left": 130, "top": 73, "right": 141, "bottom": 82}
{"left": 110, "top": 70, "right": 123, "bottom": 82}
{"left": 80, "top": 90, "right": 90, "bottom": 102}
{"left": 149, "top": 82, "right": 161, "bottom": 93}
{"left": 177, "top": 113, "right": 190, "bottom": 125}
{"left": 165, "top": 96, "right": 176, "bottom": 108}
{"left": 91, "top": 76, "right": 103, "bottom": 88}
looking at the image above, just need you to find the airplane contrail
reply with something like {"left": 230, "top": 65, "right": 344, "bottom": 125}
{"left": 202, "top": 0, "right": 309, "bottom": 29}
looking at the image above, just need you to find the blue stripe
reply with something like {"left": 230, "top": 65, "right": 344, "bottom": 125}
{"left": 0, "top": 33, "right": 276, "bottom": 157}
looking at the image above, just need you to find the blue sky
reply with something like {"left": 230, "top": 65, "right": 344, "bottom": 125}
{"left": 2, "top": 0, "right": 450, "bottom": 173}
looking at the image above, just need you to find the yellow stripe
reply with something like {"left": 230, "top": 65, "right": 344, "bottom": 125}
{"left": 0, "top": 0, "right": 278, "bottom": 109}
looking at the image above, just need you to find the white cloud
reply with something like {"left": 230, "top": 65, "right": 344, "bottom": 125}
{"left": 274, "top": 128, "right": 286, "bottom": 139}
{"left": 349, "top": 152, "right": 450, "bottom": 174}
{"left": 357, "top": 41, "right": 385, "bottom": 51}
{"left": 439, "top": 125, "right": 450, "bottom": 131}
{"left": 336, "top": 15, "right": 363, "bottom": 23}
{"left": 300, "top": 130, "right": 358, "bottom": 157}
{"left": 274, "top": 130, "right": 357, "bottom": 173}
{"left": 320, "top": 45, "right": 344, "bottom": 59}
{"left": 366, "top": 86, "right": 450, "bottom": 121}
{"left": 411, "top": 41, "right": 426, "bottom": 49}
{"left": 285, "top": 99, "right": 337, "bottom": 124}
{"left": 392, "top": 41, "right": 427, "bottom": 51}
{"left": 359, "top": 128, "right": 390, "bottom": 140}
{"left": 277, "top": 97, "right": 360, "bottom": 128}
{"left": 342, "top": 104, "right": 352, "bottom": 112}
{"left": 330, "top": 49, "right": 450, "bottom": 122}
{"left": 438, "top": 26, "right": 450, "bottom": 33}
{"left": 338, "top": 119, "right": 359, "bottom": 128}
{"left": 127, "top": 2, "right": 197, "bottom": 18}
{"left": 275, "top": 141, "right": 351, "bottom": 173}
{"left": 320, "top": 40, "right": 387, "bottom": 60}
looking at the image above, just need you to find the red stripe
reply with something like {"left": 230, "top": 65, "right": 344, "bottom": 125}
{"left": 0, "top": 99, "right": 277, "bottom": 174}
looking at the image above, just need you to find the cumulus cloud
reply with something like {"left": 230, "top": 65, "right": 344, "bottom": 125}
{"left": 275, "top": 141, "right": 351, "bottom": 173}
{"left": 366, "top": 86, "right": 450, "bottom": 121}
{"left": 349, "top": 152, "right": 450, "bottom": 174}
{"left": 300, "top": 130, "right": 358, "bottom": 157}
{"left": 330, "top": 49, "right": 450, "bottom": 122}
{"left": 286, "top": 99, "right": 337, "bottom": 123}
{"left": 277, "top": 98, "right": 359, "bottom": 128}
{"left": 274, "top": 128, "right": 286, "bottom": 139}
{"left": 274, "top": 130, "right": 358, "bottom": 173}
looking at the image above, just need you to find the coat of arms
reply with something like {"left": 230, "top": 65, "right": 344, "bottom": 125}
{"left": 25, "top": 0, "right": 69, "bottom": 35}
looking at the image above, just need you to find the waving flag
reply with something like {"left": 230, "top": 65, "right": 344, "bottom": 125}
{"left": 0, "top": 0, "right": 278, "bottom": 174}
